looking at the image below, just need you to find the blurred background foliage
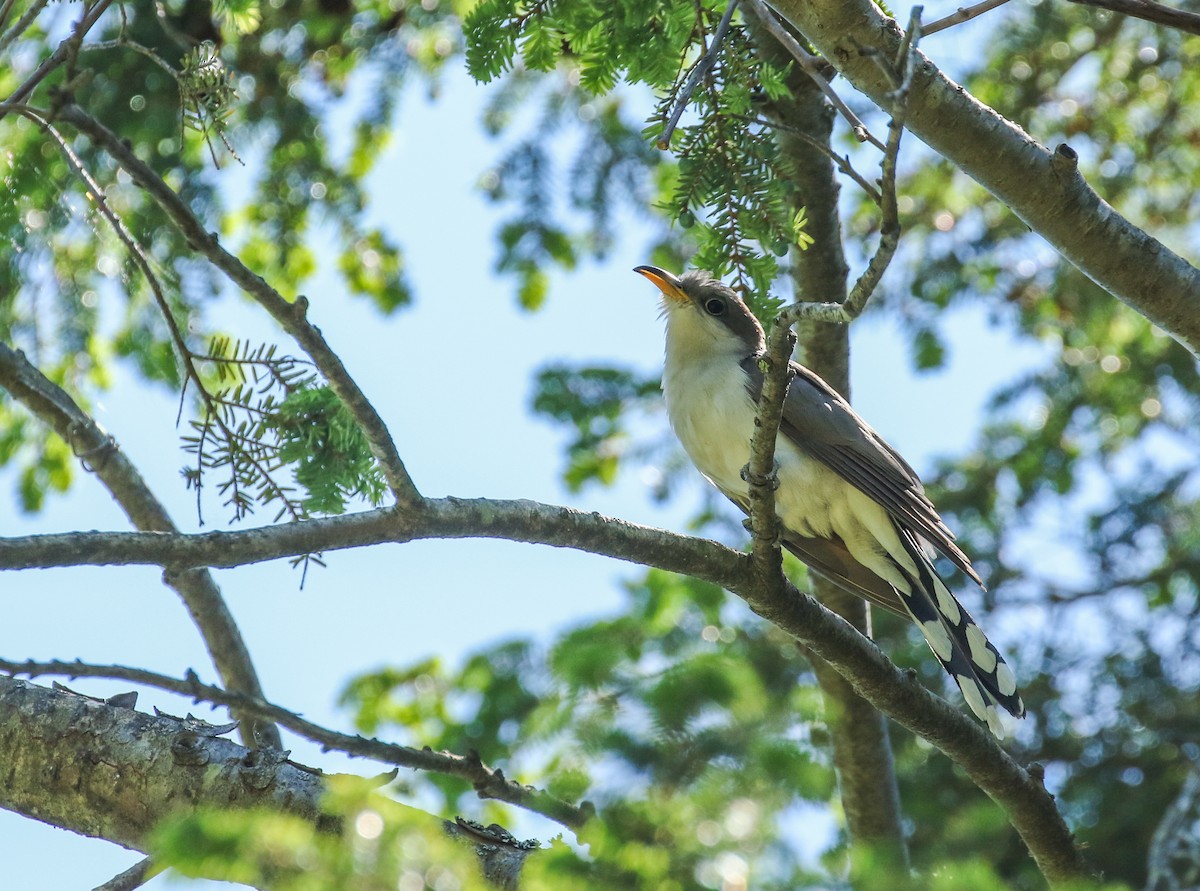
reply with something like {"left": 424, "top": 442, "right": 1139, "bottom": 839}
{"left": 4, "top": 0, "right": 1200, "bottom": 887}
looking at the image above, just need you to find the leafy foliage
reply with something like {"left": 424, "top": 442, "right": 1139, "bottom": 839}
{"left": 531, "top": 364, "right": 660, "bottom": 490}
{"left": 182, "top": 338, "right": 385, "bottom": 522}
{"left": 466, "top": 0, "right": 814, "bottom": 307}
{"left": 152, "top": 776, "right": 491, "bottom": 890}
{"left": 179, "top": 41, "right": 243, "bottom": 166}
{"left": 340, "top": 569, "right": 842, "bottom": 888}
{"left": 268, "top": 384, "right": 389, "bottom": 515}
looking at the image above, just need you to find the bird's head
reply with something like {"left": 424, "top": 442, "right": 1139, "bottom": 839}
{"left": 634, "top": 265, "right": 765, "bottom": 361}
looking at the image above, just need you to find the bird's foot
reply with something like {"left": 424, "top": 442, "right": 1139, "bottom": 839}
{"left": 741, "top": 516, "right": 784, "bottom": 548}
{"left": 740, "top": 459, "right": 781, "bottom": 490}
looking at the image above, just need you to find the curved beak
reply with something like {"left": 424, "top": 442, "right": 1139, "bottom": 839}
{"left": 634, "top": 265, "right": 687, "bottom": 303}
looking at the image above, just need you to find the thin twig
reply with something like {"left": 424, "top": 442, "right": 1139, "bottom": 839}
{"left": 779, "top": 6, "right": 920, "bottom": 325}
{"left": 731, "top": 113, "right": 881, "bottom": 202}
{"left": 741, "top": 0, "right": 885, "bottom": 149}
{"left": 0, "top": 0, "right": 52, "bottom": 54}
{"left": 0, "top": 658, "right": 592, "bottom": 831}
{"left": 838, "top": 7, "right": 919, "bottom": 317}
{"left": 0, "top": 0, "right": 17, "bottom": 33}
{"left": 91, "top": 857, "right": 155, "bottom": 891}
{"left": 0, "top": 0, "right": 113, "bottom": 122}
{"left": 659, "top": 0, "right": 741, "bottom": 149}
{"left": 924, "top": 0, "right": 1013, "bottom": 36}
{"left": 7, "top": 103, "right": 305, "bottom": 526}
{"left": 80, "top": 37, "right": 178, "bottom": 77}
{"left": 55, "top": 102, "right": 424, "bottom": 509}
{"left": 1067, "top": 0, "right": 1200, "bottom": 37}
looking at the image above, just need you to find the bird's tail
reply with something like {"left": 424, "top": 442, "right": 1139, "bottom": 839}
{"left": 891, "top": 526, "right": 1025, "bottom": 737}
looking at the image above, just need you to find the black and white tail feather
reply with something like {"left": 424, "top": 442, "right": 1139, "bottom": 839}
{"left": 891, "top": 525, "right": 1025, "bottom": 737}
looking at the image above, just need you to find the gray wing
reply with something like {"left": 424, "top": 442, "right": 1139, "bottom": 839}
{"left": 723, "top": 489, "right": 910, "bottom": 617}
{"left": 780, "top": 531, "right": 912, "bottom": 617}
{"left": 740, "top": 356, "right": 982, "bottom": 588}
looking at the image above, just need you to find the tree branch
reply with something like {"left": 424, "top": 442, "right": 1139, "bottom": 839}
{"left": 51, "top": 103, "right": 423, "bottom": 508}
{"left": 769, "top": 0, "right": 1200, "bottom": 356}
{"left": 0, "top": 659, "right": 589, "bottom": 831}
{"left": 0, "top": 341, "right": 279, "bottom": 748}
{"left": 658, "top": 0, "right": 740, "bottom": 149}
{"left": 0, "top": 497, "right": 1093, "bottom": 884}
{"left": 741, "top": 0, "right": 884, "bottom": 149}
{"left": 1145, "top": 765, "right": 1200, "bottom": 890}
{"left": 0, "top": 0, "right": 52, "bottom": 54}
{"left": 0, "top": 499, "right": 746, "bottom": 581}
{"left": 0, "top": 675, "right": 327, "bottom": 853}
{"left": 1068, "top": 0, "right": 1200, "bottom": 37}
{"left": 0, "top": 0, "right": 113, "bottom": 120}
{"left": 924, "top": 0, "right": 1013, "bottom": 36}
{"left": 0, "top": 676, "right": 533, "bottom": 887}
{"left": 838, "top": 6, "right": 917, "bottom": 320}
{"left": 733, "top": 113, "right": 882, "bottom": 202}
{"left": 91, "top": 857, "right": 154, "bottom": 891}
{"left": 743, "top": 326, "right": 793, "bottom": 587}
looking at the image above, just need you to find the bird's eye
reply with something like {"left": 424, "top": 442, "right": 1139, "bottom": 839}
{"left": 704, "top": 297, "right": 726, "bottom": 316}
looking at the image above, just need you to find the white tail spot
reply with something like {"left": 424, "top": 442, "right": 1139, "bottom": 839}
{"left": 933, "top": 578, "right": 961, "bottom": 625}
{"left": 965, "top": 623, "right": 998, "bottom": 673}
{"left": 921, "top": 620, "right": 953, "bottom": 661}
{"left": 995, "top": 661, "right": 1018, "bottom": 697}
{"left": 956, "top": 674, "right": 989, "bottom": 723}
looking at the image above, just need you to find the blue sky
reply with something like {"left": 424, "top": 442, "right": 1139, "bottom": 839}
{"left": 0, "top": 11, "right": 1053, "bottom": 886}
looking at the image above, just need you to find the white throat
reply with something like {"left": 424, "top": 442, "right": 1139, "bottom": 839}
{"left": 660, "top": 304, "right": 758, "bottom": 498}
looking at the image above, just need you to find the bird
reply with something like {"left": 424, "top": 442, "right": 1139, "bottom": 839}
{"left": 634, "top": 264, "right": 1024, "bottom": 736}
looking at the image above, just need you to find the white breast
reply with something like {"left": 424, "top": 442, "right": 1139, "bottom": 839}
{"left": 662, "top": 343, "right": 844, "bottom": 540}
{"left": 661, "top": 310, "right": 910, "bottom": 587}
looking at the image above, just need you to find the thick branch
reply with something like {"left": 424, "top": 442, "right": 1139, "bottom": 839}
{"left": 0, "top": 659, "right": 588, "bottom": 830}
{"left": 52, "top": 103, "right": 422, "bottom": 508}
{"left": 0, "top": 499, "right": 746, "bottom": 582}
{"left": 0, "top": 498, "right": 1090, "bottom": 883}
{"left": 0, "top": 676, "right": 533, "bottom": 887}
{"left": 769, "top": 0, "right": 1200, "bottom": 355}
{"left": 0, "top": 341, "right": 278, "bottom": 748}
{"left": 0, "top": 675, "right": 327, "bottom": 852}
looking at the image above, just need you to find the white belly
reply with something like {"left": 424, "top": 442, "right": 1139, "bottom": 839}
{"left": 664, "top": 358, "right": 841, "bottom": 537}
{"left": 662, "top": 356, "right": 911, "bottom": 587}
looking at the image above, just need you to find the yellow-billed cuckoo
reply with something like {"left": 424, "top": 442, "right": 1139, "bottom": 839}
{"left": 635, "top": 265, "right": 1024, "bottom": 736}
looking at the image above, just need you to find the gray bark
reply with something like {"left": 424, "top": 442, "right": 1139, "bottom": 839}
{"left": 0, "top": 676, "right": 326, "bottom": 851}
